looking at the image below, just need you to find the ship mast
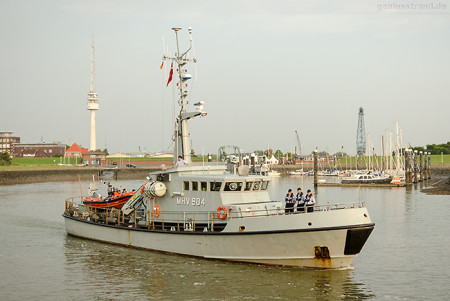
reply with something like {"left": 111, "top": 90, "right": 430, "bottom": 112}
{"left": 165, "top": 27, "right": 205, "bottom": 165}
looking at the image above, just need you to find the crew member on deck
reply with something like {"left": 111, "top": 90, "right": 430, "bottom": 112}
{"left": 107, "top": 182, "right": 113, "bottom": 196}
{"left": 285, "top": 189, "right": 295, "bottom": 214}
{"left": 305, "top": 189, "right": 316, "bottom": 213}
{"left": 176, "top": 156, "right": 187, "bottom": 167}
{"left": 296, "top": 187, "right": 305, "bottom": 212}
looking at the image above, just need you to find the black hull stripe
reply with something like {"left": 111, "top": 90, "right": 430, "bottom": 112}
{"left": 63, "top": 214, "right": 374, "bottom": 236}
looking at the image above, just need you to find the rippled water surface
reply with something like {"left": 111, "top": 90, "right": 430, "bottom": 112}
{"left": 0, "top": 176, "right": 449, "bottom": 300}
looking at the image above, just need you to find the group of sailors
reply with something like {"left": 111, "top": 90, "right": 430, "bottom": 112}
{"left": 284, "top": 187, "right": 315, "bottom": 213}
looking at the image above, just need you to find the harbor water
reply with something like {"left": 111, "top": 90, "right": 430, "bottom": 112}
{"left": 0, "top": 176, "right": 449, "bottom": 300}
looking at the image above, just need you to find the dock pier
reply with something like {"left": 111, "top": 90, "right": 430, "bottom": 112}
{"left": 313, "top": 149, "right": 318, "bottom": 187}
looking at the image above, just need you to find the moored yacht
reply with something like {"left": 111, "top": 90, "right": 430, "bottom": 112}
{"left": 341, "top": 173, "right": 392, "bottom": 184}
{"left": 63, "top": 27, "right": 374, "bottom": 269}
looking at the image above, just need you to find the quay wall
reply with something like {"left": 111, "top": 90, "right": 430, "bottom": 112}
{"left": 0, "top": 167, "right": 159, "bottom": 185}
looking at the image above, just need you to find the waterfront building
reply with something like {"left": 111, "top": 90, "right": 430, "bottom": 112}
{"left": 0, "top": 131, "right": 20, "bottom": 154}
{"left": 107, "top": 152, "right": 132, "bottom": 159}
{"left": 12, "top": 143, "right": 65, "bottom": 158}
{"left": 65, "top": 143, "right": 88, "bottom": 158}
{"left": 82, "top": 151, "right": 106, "bottom": 166}
{"left": 149, "top": 152, "right": 174, "bottom": 158}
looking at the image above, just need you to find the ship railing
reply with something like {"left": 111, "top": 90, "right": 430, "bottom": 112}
{"left": 64, "top": 198, "right": 365, "bottom": 232}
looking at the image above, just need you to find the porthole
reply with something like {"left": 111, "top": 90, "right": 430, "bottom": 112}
{"left": 229, "top": 182, "right": 238, "bottom": 191}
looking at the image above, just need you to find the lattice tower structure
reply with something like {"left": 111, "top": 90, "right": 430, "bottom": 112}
{"left": 356, "top": 107, "right": 366, "bottom": 156}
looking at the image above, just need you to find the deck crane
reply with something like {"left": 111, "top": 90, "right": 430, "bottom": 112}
{"left": 295, "top": 130, "right": 303, "bottom": 159}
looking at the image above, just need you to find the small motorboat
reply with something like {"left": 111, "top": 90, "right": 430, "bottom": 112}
{"left": 267, "top": 170, "right": 281, "bottom": 177}
{"left": 289, "top": 169, "right": 308, "bottom": 176}
{"left": 341, "top": 174, "right": 392, "bottom": 184}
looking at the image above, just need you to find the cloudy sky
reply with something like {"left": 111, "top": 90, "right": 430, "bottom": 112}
{"left": 1, "top": 0, "right": 449, "bottom": 155}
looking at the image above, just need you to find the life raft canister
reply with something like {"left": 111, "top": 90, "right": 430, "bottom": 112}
{"left": 152, "top": 205, "right": 160, "bottom": 218}
{"left": 217, "top": 206, "right": 227, "bottom": 219}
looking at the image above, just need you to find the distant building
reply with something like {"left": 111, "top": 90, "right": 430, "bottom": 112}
{"left": 12, "top": 143, "right": 66, "bottom": 158}
{"left": 82, "top": 151, "right": 106, "bottom": 166}
{"left": 149, "top": 152, "right": 174, "bottom": 158}
{"left": 264, "top": 155, "right": 279, "bottom": 165}
{"left": 107, "top": 152, "right": 133, "bottom": 158}
{"left": 0, "top": 131, "right": 20, "bottom": 154}
{"left": 65, "top": 143, "right": 89, "bottom": 158}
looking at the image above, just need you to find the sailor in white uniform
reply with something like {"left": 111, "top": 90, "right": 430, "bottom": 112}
{"left": 176, "top": 156, "right": 187, "bottom": 167}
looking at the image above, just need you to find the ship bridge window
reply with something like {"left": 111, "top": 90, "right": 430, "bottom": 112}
{"left": 253, "top": 181, "right": 261, "bottom": 191}
{"left": 245, "top": 182, "right": 253, "bottom": 191}
{"left": 224, "top": 182, "right": 243, "bottom": 192}
{"left": 261, "top": 181, "right": 269, "bottom": 190}
{"left": 157, "top": 173, "right": 170, "bottom": 182}
{"left": 183, "top": 181, "right": 190, "bottom": 190}
{"left": 192, "top": 181, "right": 198, "bottom": 191}
{"left": 210, "top": 182, "right": 222, "bottom": 191}
{"left": 201, "top": 182, "right": 207, "bottom": 191}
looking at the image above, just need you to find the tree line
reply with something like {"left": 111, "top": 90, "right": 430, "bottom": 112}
{"left": 410, "top": 142, "right": 450, "bottom": 155}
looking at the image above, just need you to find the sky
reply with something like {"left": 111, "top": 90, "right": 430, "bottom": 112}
{"left": 1, "top": 0, "right": 449, "bottom": 156}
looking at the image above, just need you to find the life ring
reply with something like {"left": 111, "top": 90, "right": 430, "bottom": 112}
{"left": 140, "top": 183, "right": 147, "bottom": 194}
{"left": 152, "top": 205, "right": 160, "bottom": 217}
{"left": 217, "top": 206, "right": 227, "bottom": 219}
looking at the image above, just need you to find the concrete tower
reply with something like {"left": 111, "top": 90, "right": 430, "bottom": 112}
{"left": 87, "top": 36, "right": 99, "bottom": 151}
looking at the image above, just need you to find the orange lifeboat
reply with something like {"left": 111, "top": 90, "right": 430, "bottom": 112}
{"left": 83, "top": 191, "right": 135, "bottom": 209}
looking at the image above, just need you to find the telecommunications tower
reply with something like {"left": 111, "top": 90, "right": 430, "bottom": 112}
{"left": 86, "top": 36, "right": 99, "bottom": 151}
{"left": 356, "top": 107, "right": 366, "bottom": 156}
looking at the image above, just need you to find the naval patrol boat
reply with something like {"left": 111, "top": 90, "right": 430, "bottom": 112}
{"left": 63, "top": 27, "right": 374, "bottom": 269}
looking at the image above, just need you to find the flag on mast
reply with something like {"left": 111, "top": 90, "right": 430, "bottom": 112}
{"left": 160, "top": 61, "right": 164, "bottom": 69}
{"left": 166, "top": 62, "right": 173, "bottom": 86}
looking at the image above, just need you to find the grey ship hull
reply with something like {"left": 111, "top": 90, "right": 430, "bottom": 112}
{"left": 63, "top": 207, "right": 373, "bottom": 269}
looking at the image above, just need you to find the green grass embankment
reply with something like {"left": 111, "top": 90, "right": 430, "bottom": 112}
{"left": 1, "top": 154, "right": 448, "bottom": 170}
{"left": 1, "top": 155, "right": 213, "bottom": 170}
{"left": 0, "top": 157, "right": 82, "bottom": 169}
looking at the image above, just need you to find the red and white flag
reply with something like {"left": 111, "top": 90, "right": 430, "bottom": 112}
{"left": 166, "top": 62, "right": 173, "bottom": 86}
